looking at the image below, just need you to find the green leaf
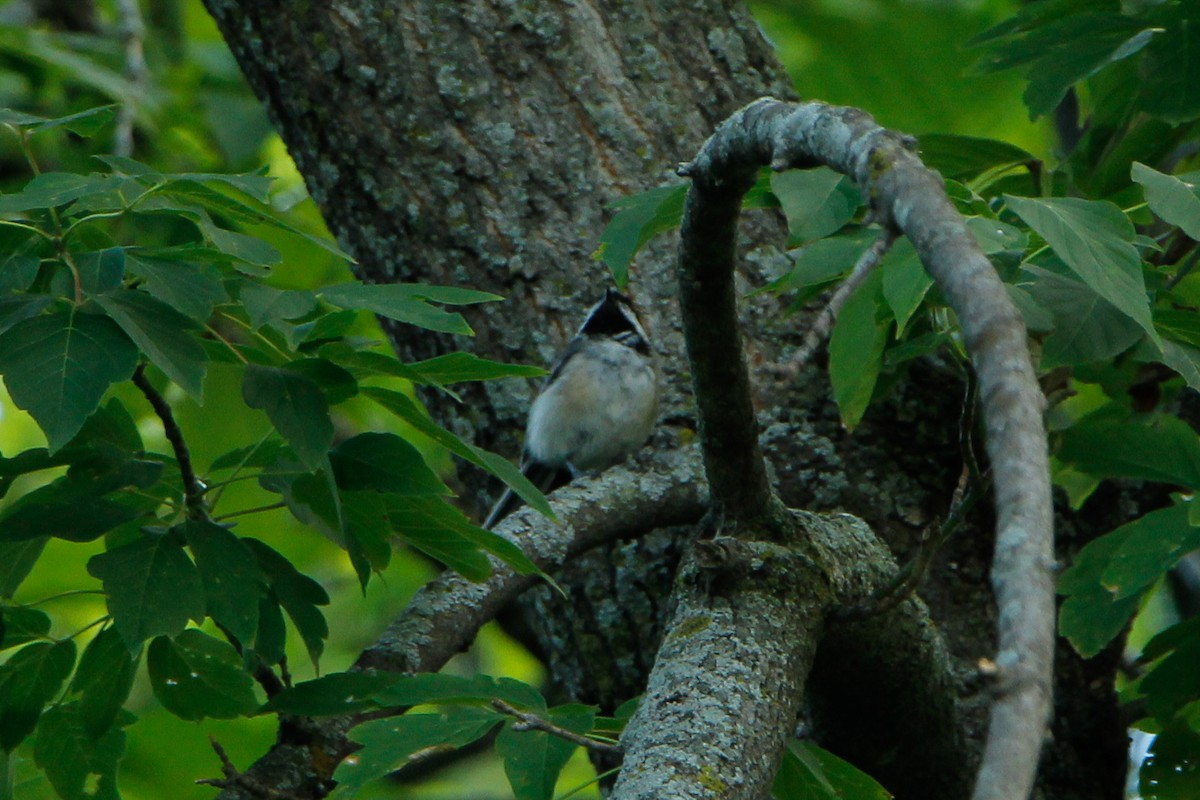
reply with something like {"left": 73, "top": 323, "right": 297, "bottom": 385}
{"left": 0, "top": 295, "right": 51, "bottom": 338}
{"left": 967, "top": 216, "right": 1029, "bottom": 254}
{"left": 0, "top": 538, "right": 46, "bottom": 597}
{"left": 243, "top": 539, "right": 329, "bottom": 669}
{"left": 123, "top": 251, "right": 228, "bottom": 322}
{"left": 240, "top": 282, "right": 318, "bottom": 329}
{"left": 596, "top": 184, "right": 688, "bottom": 288}
{"left": 1139, "top": 14, "right": 1200, "bottom": 123}
{"left": 1058, "top": 414, "right": 1200, "bottom": 489}
{"left": 1102, "top": 503, "right": 1200, "bottom": 600}
{"left": 1024, "top": 265, "right": 1144, "bottom": 367}
{"left": 772, "top": 739, "right": 892, "bottom": 800}
{"left": 497, "top": 704, "right": 595, "bottom": 800}
{"left": 33, "top": 702, "right": 127, "bottom": 800}
{"left": 1140, "top": 722, "right": 1200, "bottom": 797}
{"left": 242, "top": 364, "right": 333, "bottom": 470}
{"left": 1021, "top": 19, "right": 1156, "bottom": 119}
{"left": 282, "top": 358, "right": 358, "bottom": 404}
{"left": 182, "top": 521, "right": 265, "bottom": 645}
{"left": 370, "top": 672, "right": 546, "bottom": 710}
{"left": 74, "top": 248, "right": 125, "bottom": 295}
{"left": 341, "top": 491, "right": 392, "bottom": 589}
{"left": 0, "top": 172, "right": 117, "bottom": 213}
{"left": 332, "top": 707, "right": 502, "bottom": 798}
{"left": 0, "top": 606, "right": 50, "bottom": 649}
{"left": 319, "top": 282, "right": 500, "bottom": 336}
{"left": 87, "top": 535, "right": 206, "bottom": 649}
{"left": 828, "top": 269, "right": 888, "bottom": 430}
{"left": 917, "top": 134, "right": 1036, "bottom": 181}
{"left": 1005, "top": 195, "right": 1159, "bottom": 348}
{"left": 0, "top": 309, "right": 138, "bottom": 451}
{"left": 407, "top": 352, "right": 545, "bottom": 385}
{"left": 69, "top": 626, "right": 138, "bottom": 738}
{"left": 384, "top": 497, "right": 491, "bottom": 581}
{"left": 253, "top": 594, "right": 287, "bottom": 666}
{"left": 0, "top": 483, "right": 140, "bottom": 543}
{"left": 387, "top": 496, "right": 541, "bottom": 579}
{"left": 147, "top": 630, "right": 259, "bottom": 721}
{"left": 330, "top": 432, "right": 449, "bottom": 495}
{"left": 880, "top": 239, "right": 932, "bottom": 336}
{"left": 0, "top": 251, "right": 41, "bottom": 294}
{"left": 1160, "top": 339, "right": 1200, "bottom": 392}
{"left": 363, "top": 387, "right": 553, "bottom": 519}
{"left": 0, "top": 639, "right": 76, "bottom": 751}
{"left": 770, "top": 228, "right": 875, "bottom": 294}
{"left": 772, "top": 168, "right": 859, "bottom": 243}
{"left": 1139, "top": 634, "right": 1200, "bottom": 723}
{"left": 94, "top": 289, "right": 208, "bottom": 399}
{"left": 1132, "top": 162, "right": 1200, "bottom": 240}
{"left": 2, "top": 104, "right": 118, "bottom": 137}
{"left": 259, "top": 672, "right": 402, "bottom": 716}
{"left": 1058, "top": 521, "right": 1145, "bottom": 657}
{"left": 269, "top": 462, "right": 345, "bottom": 545}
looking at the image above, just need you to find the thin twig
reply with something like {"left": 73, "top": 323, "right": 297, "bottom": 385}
{"left": 489, "top": 699, "right": 624, "bottom": 756}
{"left": 130, "top": 363, "right": 208, "bottom": 520}
{"left": 835, "top": 462, "right": 980, "bottom": 621}
{"left": 197, "top": 737, "right": 284, "bottom": 798}
{"left": 114, "top": 0, "right": 147, "bottom": 158}
{"left": 787, "top": 226, "right": 897, "bottom": 374}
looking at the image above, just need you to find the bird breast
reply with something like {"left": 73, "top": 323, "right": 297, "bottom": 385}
{"left": 524, "top": 338, "right": 657, "bottom": 472}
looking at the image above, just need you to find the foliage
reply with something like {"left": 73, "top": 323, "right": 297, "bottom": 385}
{"left": 0, "top": 105, "right": 558, "bottom": 800}
{"left": 601, "top": 1, "right": 1200, "bottom": 795}
{"left": 4, "top": 0, "right": 1200, "bottom": 798}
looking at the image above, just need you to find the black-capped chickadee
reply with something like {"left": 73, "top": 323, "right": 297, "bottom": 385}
{"left": 484, "top": 288, "right": 659, "bottom": 528}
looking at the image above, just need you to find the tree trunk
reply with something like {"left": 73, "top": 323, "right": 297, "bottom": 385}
{"left": 202, "top": 1, "right": 1129, "bottom": 797}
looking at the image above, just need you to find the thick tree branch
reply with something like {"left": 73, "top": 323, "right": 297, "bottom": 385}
{"left": 213, "top": 451, "right": 707, "bottom": 800}
{"left": 673, "top": 98, "right": 1053, "bottom": 800}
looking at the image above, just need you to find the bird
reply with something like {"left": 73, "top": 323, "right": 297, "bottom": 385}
{"left": 484, "top": 288, "right": 659, "bottom": 529}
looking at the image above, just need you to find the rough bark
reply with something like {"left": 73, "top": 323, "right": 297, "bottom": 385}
{"left": 200, "top": 2, "right": 1129, "bottom": 798}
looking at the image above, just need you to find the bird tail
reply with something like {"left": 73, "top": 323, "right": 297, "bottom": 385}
{"left": 483, "top": 460, "right": 572, "bottom": 530}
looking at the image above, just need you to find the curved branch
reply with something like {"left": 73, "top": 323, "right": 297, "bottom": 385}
{"left": 676, "top": 98, "right": 1053, "bottom": 800}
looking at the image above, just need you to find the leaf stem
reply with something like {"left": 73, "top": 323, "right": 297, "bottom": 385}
{"left": 62, "top": 615, "right": 112, "bottom": 642}
{"left": 131, "top": 363, "right": 208, "bottom": 520}
{"left": 213, "top": 501, "right": 287, "bottom": 522}
{"left": 489, "top": 698, "right": 624, "bottom": 756}
{"left": 25, "top": 589, "right": 106, "bottom": 607}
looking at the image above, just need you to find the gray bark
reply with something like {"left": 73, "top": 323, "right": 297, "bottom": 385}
{"left": 200, "top": 2, "right": 1129, "bottom": 799}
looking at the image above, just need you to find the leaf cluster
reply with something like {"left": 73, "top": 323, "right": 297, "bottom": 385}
{"left": 0, "top": 106, "right": 554, "bottom": 798}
